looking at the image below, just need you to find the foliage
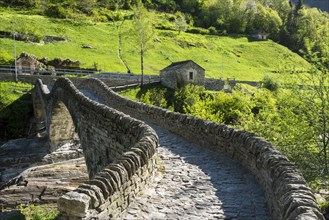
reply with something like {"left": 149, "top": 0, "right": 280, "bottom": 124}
{"left": 262, "top": 76, "right": 279, "bottom": 92}
{"left": 0, "top": 48, "right": 13, "bottom": 64}
{"left": 174, "top": 12, "right": 188, "bottom": 35}
{"left": 140, "top": 87, "right": 168, "bottom": 108}
{"left": 18, "top": 203, "right": 59, "bottom": 220}
{"left": 131, "top": 0, "right": 155, "bottom": 85}
{"left": 120, "top": 79, "right": 329, "bottom": 183}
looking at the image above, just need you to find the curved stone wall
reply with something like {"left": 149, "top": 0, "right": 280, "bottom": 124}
{"left": 78, "top": 78, "right": 324, "bottom": 220}
{"left": 33, "top": 78, "right": 158, "bottom": 219}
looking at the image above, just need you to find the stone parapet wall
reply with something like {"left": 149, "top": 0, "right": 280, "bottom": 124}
{"left": 205, "top": 78, "right": 261, "bottom": 91}
{"left": 79, "top": 78, "right": 324, "bottom": 220}
{"left": 0, "top": 74, "right": 137, "bottom": 88}
{"left": 97, "top": 72, "right": 160, "bottom": 83}
{"left": 204, "top": 78, "right": 226, "bottom": 90}
{"left": 33, "top": 78, "right": 158, "bottom": 219}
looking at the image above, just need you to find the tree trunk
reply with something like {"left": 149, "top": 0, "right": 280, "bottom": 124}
{"left": 141, "top": 49, "right": 144, "bottom": 87}
{"left": 117, "top": 21, "right": 131, "bottom": 73}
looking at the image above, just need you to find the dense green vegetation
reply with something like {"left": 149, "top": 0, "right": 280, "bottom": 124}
{"left": 9, "top": 204, "right": 59, "bottom": 220}
{"left": 120, "top": 77, "right": 328, "bottom": 180}
{"left": 0, "top": 2, "right": 315, "bottom": 80}
{"left": 0, "top": 81, "right": 33, "bottom": 143}
{"left": 1, "top": 0, "right": 328, "bottom": 69}
{"left": 120, "top": 61, "right": 329, "bottom": 208}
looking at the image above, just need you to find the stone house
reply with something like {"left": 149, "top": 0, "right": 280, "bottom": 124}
{"left": 250, "top": 29, "right": 268, "bottom": 40}
{"left": 16, "top": 52, "right": 46, "bottom": 74}
{"left": 160, "top": 60, "right": 205, "bottom": 89}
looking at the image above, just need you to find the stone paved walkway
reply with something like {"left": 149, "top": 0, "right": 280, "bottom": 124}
{"left": 81, "top": 89, "right": 270, "bottom": 219}
{"left": 124, "top": 124, "right": 270, "bottom": 220}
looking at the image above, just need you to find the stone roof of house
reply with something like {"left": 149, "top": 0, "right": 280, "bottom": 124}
{"left": 160, "top": 60, "right": 205, "bottom": 72}
{"left": 250, "top": 29, "right": 268, "bottom": 35}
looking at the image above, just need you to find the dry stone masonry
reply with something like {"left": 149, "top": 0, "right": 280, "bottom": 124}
{"left": 76, "top": 77, "right": 324, "bottom": 220}
{"left": 27, "top": 77, "right": 324, "bottom": 219}
{"left": 32, "top": 78, "right": 158, "bottom": 219}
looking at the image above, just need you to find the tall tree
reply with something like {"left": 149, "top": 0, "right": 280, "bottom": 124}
{"left": 301, "top": 49, "right": 329, "bottom": 176}
{"left": 131, "top": 0, "right": 155, "bottom": 86}
{"left": 112, "top": 0, "right": 131, "bottom": 73}
{"left": 174, "top": 12, "right": 188, "bottom": 35}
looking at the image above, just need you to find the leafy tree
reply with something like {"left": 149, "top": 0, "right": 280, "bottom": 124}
{"left": 131, "top": 0, "right": 155, "bottom": 86}
{"left": 253, "top": 5, "right": 282, "bottom": 39}
{"left": 174, "top": 12, "right": 188, "bottom": 35}
{"left": 301, "top": 56, "right": 329, "bottom": 176}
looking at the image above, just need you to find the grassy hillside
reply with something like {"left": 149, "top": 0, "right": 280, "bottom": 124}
{"left": 0, "top": 9, "right": 311, "bottom": 81}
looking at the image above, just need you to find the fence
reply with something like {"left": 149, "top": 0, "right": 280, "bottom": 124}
{"left": 0, "top": 65, "right": 95, "bottom": 76}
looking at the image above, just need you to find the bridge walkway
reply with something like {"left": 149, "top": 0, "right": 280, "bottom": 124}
{"left": 80, "top": 90, "right": 270, "bottom": 220}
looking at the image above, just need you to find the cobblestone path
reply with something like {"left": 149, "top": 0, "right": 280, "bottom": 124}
{"left": 81, "top": 90, "right": 270, "bottom": 219}
{"left": 124, "top": 124, "right": 270, "bottom": 220}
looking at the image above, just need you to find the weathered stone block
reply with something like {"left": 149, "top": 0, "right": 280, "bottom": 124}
{"left": 58, "top": 191, "right": 91, "bottom": 218}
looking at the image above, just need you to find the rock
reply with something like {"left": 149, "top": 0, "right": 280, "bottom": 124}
{"left": 43, "top": 36, "right": 67, "bottom": 43}
{"left": 58, "top": 191, "right": 90, "bottom": 217}
{"left": 0, "top": 138, "right": 88, "bottom": 210}
{"left": 82, "top": 45, "right": 93, "bottom": 49}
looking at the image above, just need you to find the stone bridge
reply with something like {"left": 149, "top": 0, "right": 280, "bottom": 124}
{"left": 31, "top": 77, "right": 324, "bottom": 219}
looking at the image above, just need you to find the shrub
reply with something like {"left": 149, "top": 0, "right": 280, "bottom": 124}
{"left": 140, "top": 87, "right": 168, "bottom": 108}
{"left": 208, "top": 26, "right": 217, "bottom": 35}
{"left": 262, "top": 76, "right": 279, "bottom": 92}
{"left": 18, "top": 204, "right": 59, "bottom": 220}
{"left": 186, "top": 27, "right": 209, "bottom": 35}
{"left": 210, "top": 91, "right": 252, "bottom": 125}
{"left": 0, "top": 48, "right": 13, "bottom": 65}
{"left": 44, "top": 5, "right": 67, "bottom": 18}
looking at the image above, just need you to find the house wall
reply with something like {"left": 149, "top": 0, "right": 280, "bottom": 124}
{"left": 160, "top": 62, "right": 205, "bottom": 90}
{"left": 177, "top": 66, "right": 205, "bottom": 88}
{"left": 160, "top": 70, "right": 177, "bottom": 89}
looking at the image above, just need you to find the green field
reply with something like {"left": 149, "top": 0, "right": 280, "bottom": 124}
{"left": 0, "top": 9, "right": 311, "bottom": 81}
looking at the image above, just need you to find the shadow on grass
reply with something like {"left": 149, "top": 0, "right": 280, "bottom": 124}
{"left": 0, "top": 93, "right": 33, "bottom": 144}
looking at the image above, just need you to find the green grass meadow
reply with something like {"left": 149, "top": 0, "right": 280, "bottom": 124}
{"left": 0, "top": 9, "right": 311, "bottom": 81}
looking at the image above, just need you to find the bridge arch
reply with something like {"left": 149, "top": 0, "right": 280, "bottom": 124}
{"left": 33, "top": 78, "right": 158, "bottom": 219}
{"left": 32, "top": 83, "right": 47, "bottom": 136}
{"left": 48, "top": 100, "right": 76, "bottom": 152}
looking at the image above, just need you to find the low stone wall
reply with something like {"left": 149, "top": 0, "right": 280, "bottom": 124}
{"left": 205, "top": 78, "right": 261, "bottom": 91}
{"left": 0, "top": 74, "right": 137, "bottom": 88}
{"left": 97, "top": 72, "right": 160, "bottom": 83}
{"left": 33, "top": 78, "right": 158, "bottom": 219}
{"left": 79, "top": 78, "right": 324, "bottom": 220}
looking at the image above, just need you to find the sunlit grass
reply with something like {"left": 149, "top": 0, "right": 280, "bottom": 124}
{"left": 0, "top": 9, "right": 311, "bottom": 81}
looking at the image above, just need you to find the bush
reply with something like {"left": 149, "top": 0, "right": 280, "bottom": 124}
{"left": 262, "top": 76, "right": 279, "bottom": 92}
{"left": 140, "top": 87, "right": 168, "bottom": 108}
{"left": 210, "top": 91, "right": 252, "bottom": 125}
{"left": 18, "top": 204, "right": 59, "bottom": 220}
{"left": 0, "top": 48, "right": 13, "bottom": 64}
{"left": 208, "top": 26, "right": 217, "bottom": 35}
{"left": 186, "top": 27, "right": 209, "bottom": 35}
{"left": 44, "top": 5, "right": 67, "bottom": 18}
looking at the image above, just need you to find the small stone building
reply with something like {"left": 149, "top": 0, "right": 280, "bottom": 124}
{"left": 16, "top": 52, "right": 46, "bottom": 74}
{"left": 250, "top": 30, "right": 267, "bottom": 40}
{"left": 160, "top": 60, "right": 205, "bottom": 90}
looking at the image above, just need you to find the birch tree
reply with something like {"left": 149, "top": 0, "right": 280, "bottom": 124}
{"left": 131, "top": 0, "right": 155, "bottom": 86}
